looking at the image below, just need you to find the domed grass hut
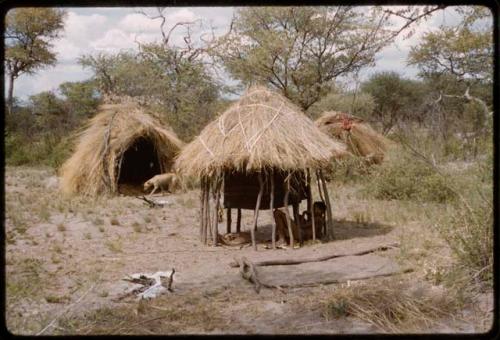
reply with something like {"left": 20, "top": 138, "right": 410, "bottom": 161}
{"left": 315, "top": 111, "right": 391, "bottom": 165}
{"left": 175, "top": 86, "right": 348, "bottom": 250}
{"left": 60, "top": 100, "right": 184, "bottom": 196}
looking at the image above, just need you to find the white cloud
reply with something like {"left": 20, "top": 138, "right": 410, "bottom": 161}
{"left": 118, "top": 13, "right": 163, "bottom": 33}
{"left": 91, "top": 28, "right": 137, "bottom": 52}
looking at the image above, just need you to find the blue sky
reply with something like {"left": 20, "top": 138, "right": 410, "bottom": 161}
{"left": 9, "top": 6, "right": 467, "bottom": 101}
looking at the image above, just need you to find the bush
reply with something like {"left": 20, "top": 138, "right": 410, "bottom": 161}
{"left": 364, "top": 150, "right": 457, "bottom": 203}
{"left": 434, "top": 153, "right": 493, "bottom": 286}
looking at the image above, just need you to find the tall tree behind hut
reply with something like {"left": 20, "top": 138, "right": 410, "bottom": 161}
{"left": 4, "top": 8, "right": 66, "bottom": 115}
{"left": 79, "top": 9, "right": 222, "bottom": 142}
{"left": 208, "top": 6, "right": 443, "bottom": 112}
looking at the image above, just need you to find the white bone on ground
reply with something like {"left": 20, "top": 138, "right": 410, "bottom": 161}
{"left": 137, "top": 284, "right": 168, "bottom": 300}
{"left": 128, "top": 271, "right": 173, "bottom": 285}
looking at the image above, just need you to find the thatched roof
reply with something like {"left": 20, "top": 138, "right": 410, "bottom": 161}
{"left": 59, "top": 101, "right": 184, "bottom": 196}
{"left": 174, "top": 86, "right": 348, "bottom": 178}
{"left": 315, "top": 111, "right": 391, "bottom": 164}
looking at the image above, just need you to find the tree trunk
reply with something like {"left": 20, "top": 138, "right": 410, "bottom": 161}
{"left": 7, "top": 74, "right": 15, "bottom": 115}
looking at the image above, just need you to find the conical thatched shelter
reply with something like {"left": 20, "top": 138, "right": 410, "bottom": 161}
{"left": 175, "top": 86, "right": 348, "bottom": 249}
{"left": 315, "top": 111, "right": 392, "bottom": 165}
{"left": 60, "top": 101, "right": 183, "bottom": 196}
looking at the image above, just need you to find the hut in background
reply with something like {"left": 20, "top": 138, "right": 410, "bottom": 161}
{"left": 60, "top": 100, "right": 183, "bottom": 196}
{"left": 315, "top": 111, "right": 392, "bottom": 164}
{"left": 175, "top": 86, "right": 348, "bottom": 250}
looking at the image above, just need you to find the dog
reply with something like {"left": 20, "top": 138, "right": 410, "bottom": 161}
{"left": 143, "top": 173, "right": 181, "bottom": 196}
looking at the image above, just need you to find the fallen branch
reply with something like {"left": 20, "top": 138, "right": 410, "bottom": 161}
{"left": 260, "top": 267, "right": 414, "bottom": 289}
{"left": 136, "top": 195, "right": 168, "bottom": 208}
{"left": 229, "top": 242, "right": 399, "bottom": 268}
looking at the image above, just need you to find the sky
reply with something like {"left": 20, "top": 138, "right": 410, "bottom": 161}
{"left": 8, "top": 6, "right": 467, "bottom": 101}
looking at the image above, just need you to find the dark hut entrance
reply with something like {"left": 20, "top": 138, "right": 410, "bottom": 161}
{"left": 117, "top": 137, "right": 162, "bottom": 194}
{"left": 223, "top": 171, "right": 307, "bottom": 210}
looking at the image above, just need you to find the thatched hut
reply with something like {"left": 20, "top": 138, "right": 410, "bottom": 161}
{"left": 60, "top": 101, "right": 183, "bottom": 196}
{"left": 315, "top": 111, "right": 392, "bottom": 164}
{"left": 175, "top": 86, "right": 348, "bottom": 250}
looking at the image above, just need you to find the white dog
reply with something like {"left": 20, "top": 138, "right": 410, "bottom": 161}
{"left": 143, "top": 173, "right": 181, "bottom": 196}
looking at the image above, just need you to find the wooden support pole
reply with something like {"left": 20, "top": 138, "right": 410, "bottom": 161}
{"left": 213, "top": 175, "right": 221, "bottom": 246}
{"left": 316, "top": 169, "right": 325, "bottom": 203}
{"left": 205, "top": 180, "right": 211, "bottom": 245}
{"left": 251, "top": 172, "right": 264, "bottom": 251}
{"left": 226, "top": 208, "right": 232, "bottom": 234}
{"left": 283, "top": 174, "right": 294, "bottom": 248}
{"left": 319, "top": 170, "right": 335, "bottom": 241}
{"left": 199, "top": 177, "right": 205, "bottom": 242}
{"left": 270, "top": 171, "right": 276, "bottom": 249}
{"left": 236, "top": 208, "right": 241, "bottom": 232}
{"left": 293, "top": 202, "right": 303, "bottom": 247}
{"left": 307, "top": 169, "right": 316, "bottom": 241}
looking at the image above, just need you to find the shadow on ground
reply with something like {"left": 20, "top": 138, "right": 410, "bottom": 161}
{"left": 246, "top": 219, "right": 393, "bottom": 244}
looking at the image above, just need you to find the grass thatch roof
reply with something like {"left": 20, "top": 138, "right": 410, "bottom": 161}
{"left": 174, "top": 86, "right": 348, "bottom": 178}
{"left": 315, "top": 111, "right": 392, "bottom": 164}
{"left": 59, "top": 101, "right": 184, "bottom": 196}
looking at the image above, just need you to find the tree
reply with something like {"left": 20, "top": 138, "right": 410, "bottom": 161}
{"left": 210, "top": 7, "right": 397, "bottom": 110}
{"left": 307, "top": 90, "right": 375, "bottom": 120}
{"left": 59, "top": 80, "right": 100, "bottom": 120}
{"left": 209, "top": 6, "right": 445, "bottom": 111}
{"left": 5, "top": 8, "right": 66, "bottom": 114}
{"left": 408, "top": 6, "right": 493, "bottom": 84}
{"left": 361, "top": 72, "right": 425, "bottom": 134}
{"left": 408, "top": 6, "right": 493, "bottom": 140}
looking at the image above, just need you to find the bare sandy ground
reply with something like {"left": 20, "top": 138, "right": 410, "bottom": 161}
{"left": 4, "top": 167, "right": 493, "bottom": 335}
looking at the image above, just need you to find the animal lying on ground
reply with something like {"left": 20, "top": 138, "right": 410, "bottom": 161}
{"left": 143, "top": 172, "right": 181, "bottom": 196}
{"left": 273, "top": 201, "right": 326, "bottom": 245}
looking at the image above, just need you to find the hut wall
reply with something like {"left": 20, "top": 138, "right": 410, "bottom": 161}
{"left": 223, "top": 170, "right": 307, "bottom": 210}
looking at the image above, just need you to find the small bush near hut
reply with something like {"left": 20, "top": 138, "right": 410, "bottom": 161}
{"left": 364, "top": 150, "right": 457, "bottom": 203}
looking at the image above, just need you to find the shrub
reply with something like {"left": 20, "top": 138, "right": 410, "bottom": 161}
{"left": 364, "top": 150, "right": 457, "bottom": 203}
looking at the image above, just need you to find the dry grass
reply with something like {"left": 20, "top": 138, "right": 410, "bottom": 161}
{"left": 59, "top": 99, "right": 184, "bottom": 197}
{"left": 322, "top": 278, "right": 464, "bottom": 332}
{"left": 175, "top": 86, "right": 348, "bottom": 178}
{"left": 316, "top": 111, "right": 392, "bottom": 164}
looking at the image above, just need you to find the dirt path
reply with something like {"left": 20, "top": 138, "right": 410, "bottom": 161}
{"left": 4, "top": 167, "right": 492, "bottom": 335}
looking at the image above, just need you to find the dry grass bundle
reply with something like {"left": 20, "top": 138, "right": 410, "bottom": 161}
{"left": 59, "top": 100, "right": 183, "bottom": 196}
{"left": 175, "top": 86, "right": 348, "bottom": 178}
{"left": 316, "top": 111, "right": 392, "bottom": 164}
{"left": 322, "top": 279, "right": 462, "bottom": 332}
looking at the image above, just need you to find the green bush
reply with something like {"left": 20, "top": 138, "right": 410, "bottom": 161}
{"left": 435, "top": 194, "right": 493, "bottom": 286}
{"left": 364, "top": 151, "right": 457, "bottom": 203}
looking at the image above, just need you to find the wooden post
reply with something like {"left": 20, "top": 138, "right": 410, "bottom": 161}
{"left": 283, "top": 174, "right": 294, "bottom": 248}
{"left": 205, "top": 179, "right": 211, "bottom": 245}
{"left": 293, "top": 202, "right": 303, "bottom": 247}
{"left": 319, "top": 170, "right": 335, "bottom": 241}
{"left": 236, "top": 208, "right": 241, "bottom": 232}
{"left": 200, "top": 177, "right": 205, "bottom": 242}
{"left": 316, "top": 169, "right": 325, "bottom": 203}
{"left": 307, "top": 169, "right": 316, "bottom": 241}
{"left": 270, "top": 170, "right": 276, "bottom": 249}
{"left": 213, "top": 175, "right": 221, "bottom": 246}
{"left": 226, "top": 208, "right": 232, "bottom": 234}
{"left": 251, "top": 172, "right": 264, "bottom": 251}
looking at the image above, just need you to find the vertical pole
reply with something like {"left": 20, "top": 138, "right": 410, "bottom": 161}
{"left": 319, "top": 170, "right": 335, "bottom": 241}
{"left": 205, "top": 179, "right": 211, "bottom": 244}
{"left": 236, "top": 208, "right": 241, "bottom": 232}
{"left": 307, "top": 169, "right": 316, "bottom": 241}
{"left": 226, "top": 208, "right": 232, "bottom": 234}
{"left": 293, "top": 202, "right": 303, "bottom": 246}
{"left": 251, "top": 172, "right": 264, "bottom": 251}
{"left": 213, "top": 175, "right": 221, "bottom": 246}
{"left": 200, "top": 177, "right": 205, "bottom": 242}
{"left": 270, "top": 170, "right": 276, "bottom": 249}
{"left": 316, "top": 169, "right": 324, "bottom": 203}
{"left": 283, "top": 174, "right": 294, "bottom": 248}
